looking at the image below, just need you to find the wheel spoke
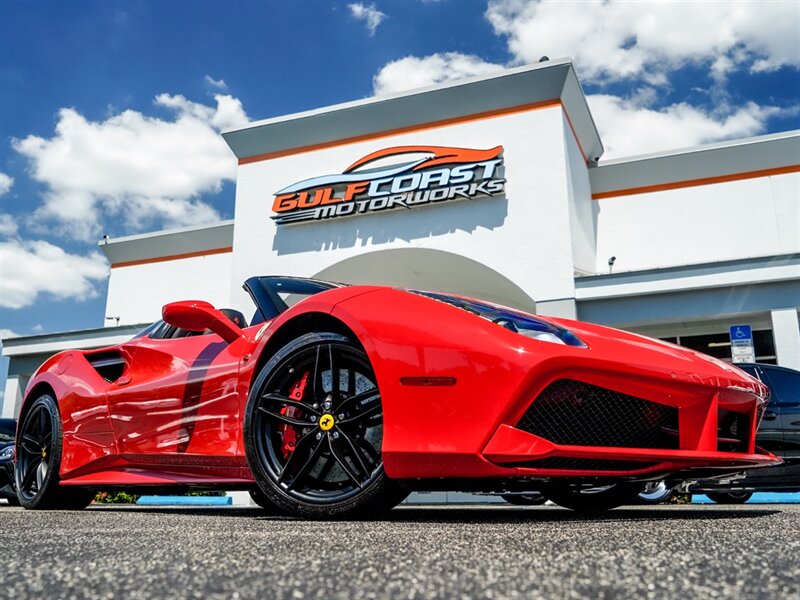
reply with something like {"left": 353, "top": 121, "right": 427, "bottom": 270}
{"left": 356, "top": 438, "right": 381, "bottom": 464}
{"left": 257, "top": 406, "right": 315, "bottom": 427}
{"left": 312, "top": 344, "right": 321, "bottom": 398}
{"left": 280, "top": 432, "right": 326, "bottom": 491}
{"left": 21, "top": 456, "right": 42, "bottom": 491}
{"left": 339, "top": 403, "right": 382, "bottom": 425}
{"left": 327, "top": 344, "right": 335, "bottom": 394}
{"left": 336, "top": 429, "right": 371, "bottom": 476}
{"left": 328, "top": 435, "right": 365, "bottom": 487}
{"left": 336, "top": 388, "right": 380, "bottom": 413}
{"left": 261, "top": 393, "right": 319, "bottom": 416}
{"left": 38, "top": 405, "right": 49, "bottom": 436}
{"left": 20, "top": 434, "right": 41, "bottom": 455}
{"left": 35, "top": 460, "right": 47, "bottom": 490}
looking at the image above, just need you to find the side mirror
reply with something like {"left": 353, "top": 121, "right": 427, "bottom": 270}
{"left": 162, "top": 301, "right": 243, "bottom": 344}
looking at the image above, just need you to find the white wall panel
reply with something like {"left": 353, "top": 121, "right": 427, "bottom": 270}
{"left": 105, "top": 252, "right": 234, "bottom": 326}
{"left": 595, "top": 172, "right": 800, "bottom": 273}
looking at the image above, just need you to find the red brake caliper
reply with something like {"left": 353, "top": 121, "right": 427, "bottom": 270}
{"left": 280, "top": 371, "right": 310, "bottom": 459}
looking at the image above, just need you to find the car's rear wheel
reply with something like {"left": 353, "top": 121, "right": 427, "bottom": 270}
{"left": 704, "top": 491, "right": 753, "bottom": 504}
{"left": 15, "top": 395, "right": 94, "bottom": 510}
{"left": 244, "top": 332, "right": 407, "bottom": 519}
{"left": 501, "top": 492, "right": 547, "bottom": 506}
{"left": 542, "top": 482, "right": 643, "bottom": 511}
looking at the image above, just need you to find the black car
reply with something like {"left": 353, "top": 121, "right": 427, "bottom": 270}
{"left": 691, "top": 363, "right": 800, "bottom": 503}
{"left": 0, "top": 418, "right": 17, "bottom": 505}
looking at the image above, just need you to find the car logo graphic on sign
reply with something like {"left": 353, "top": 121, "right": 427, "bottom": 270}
{"left": 271, "top": 145, "right": 506, "bottom": 225}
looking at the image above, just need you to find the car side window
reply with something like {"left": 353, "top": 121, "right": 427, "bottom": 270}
{"left": 148, "top": 321, "right": 176, "bottom": 340}
{"left": 762, "top": 368, "right": 800, "bottom": 406}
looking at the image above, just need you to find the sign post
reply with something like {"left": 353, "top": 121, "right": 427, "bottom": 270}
{"left": 729, "top": 324, "right": 756, "bottom": 364}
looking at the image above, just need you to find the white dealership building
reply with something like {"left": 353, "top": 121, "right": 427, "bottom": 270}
{"left": 3, "top": 58, "right": 799, "bottom": 420}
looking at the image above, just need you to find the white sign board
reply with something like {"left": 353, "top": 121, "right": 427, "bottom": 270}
{"left": 729, "top": 324, "right": 756, "bottom": 363}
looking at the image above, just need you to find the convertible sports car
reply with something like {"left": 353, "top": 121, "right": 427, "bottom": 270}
{"left": 15, "top": 276, "right": 778, "bottom": 517}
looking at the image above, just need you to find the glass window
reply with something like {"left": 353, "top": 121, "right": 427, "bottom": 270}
{"left": 762, "top": 368, "right": 800, "bottom": 406}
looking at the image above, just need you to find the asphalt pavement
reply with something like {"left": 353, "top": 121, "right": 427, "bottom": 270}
{"left": 2, "top": 503, "right": 799, "bottom": 599}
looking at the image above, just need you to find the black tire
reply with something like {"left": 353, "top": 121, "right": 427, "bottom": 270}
{"left": 501, "top": 493, "right": 547, "bottom": 506}
{"left": 1, "top": 488, "right": 20, "bottom": 506}
{"left": 704, "top": 491, "right": 753, "bottom": 504}
{"left": 244, "top": 332, "right": 407, "bottom": 520}
{"left": 15, "top": 395, "right": 94, "bottom": 510}
{"left": 542, "top": 482, "right": 643, "bottom": 511}
{"left": 249, "top": 487, "right": 282, "bottom": 513}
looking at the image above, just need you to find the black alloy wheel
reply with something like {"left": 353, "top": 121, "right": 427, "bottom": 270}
{"left": 15, "top": 395, "right": 94, "bottom": 510}
{"left": 244, "top": 332, "right": 406, "bottom": 519}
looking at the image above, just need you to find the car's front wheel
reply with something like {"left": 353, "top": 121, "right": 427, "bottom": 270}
{"left": 244, "top": 332, "right": 407, "bottom": 519}
{"left": 637, "top": 480, "right": 673, "bottom": 505}
{"left": 542, "top": 482, "right": 643, "bottom": 511}
{"left": 15, "top": 395, "right": 94, "bottom": 510}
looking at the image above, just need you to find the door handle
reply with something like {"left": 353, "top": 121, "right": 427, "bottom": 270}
{"left": 762, "top": 411, "right": 777, "bottom": 421}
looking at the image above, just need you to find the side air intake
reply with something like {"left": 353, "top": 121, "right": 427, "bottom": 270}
{"left": 85, "top": 351, "right": 126, "bottom": 383}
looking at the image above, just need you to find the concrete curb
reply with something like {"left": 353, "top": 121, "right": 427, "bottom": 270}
{"left": 136, "top": 495, "right": 233, "bottom": 506}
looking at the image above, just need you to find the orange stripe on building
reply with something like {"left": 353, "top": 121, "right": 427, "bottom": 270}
{"left": 592, "top": 164, "right": 800, "bottom": 200}
{"left": 111, "top": 246, "right": 233, "bottom": 269}
{"left": 562, "top": 108, "right": 588, "bottom": 163}
{"left": 238, "top": 99, "right": 581, "bottom": 165}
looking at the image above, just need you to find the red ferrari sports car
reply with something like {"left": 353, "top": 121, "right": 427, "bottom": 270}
{"left": 15, "top": 276, "right": 778, "bottom": 517}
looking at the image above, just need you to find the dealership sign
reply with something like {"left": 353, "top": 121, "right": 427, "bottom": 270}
{"left": 271, "top": 145, "right": 506, "bottom": 225}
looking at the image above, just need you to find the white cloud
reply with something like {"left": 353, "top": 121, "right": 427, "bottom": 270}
{"left": 371, "top": 52, "right": 786, "bottom": 158}
{"left": 13, "top": 93, "right": 249, "bottom": 241}
{"left": 0, "top": 173, "right": 13, "bottom": 196}
{"left": 588, "top": 96, "right": 782, "bottom": 159}
{"left": 0, "top": 329, "right": 20, "bottom": 339}
{"left": 204, "top": 75, "right": 228, "bottom": 90}
{"left": 0, "top": 214, "right": 17, "bottom": 237}
{"left": 0, "top": 239, "right": 109, "bottom": 309}
{"left": 485, "top": 0, "right": 800, "bottom": 85}
{"left": 348, "top": 3, "right": 386, "bottom": 36}
{"left": 373, "top": 53, "right": 503, "bottom": 95}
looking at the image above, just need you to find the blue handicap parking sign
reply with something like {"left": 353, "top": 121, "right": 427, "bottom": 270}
{"left": 729, "top": 324, "right": 753, "bottom": 342}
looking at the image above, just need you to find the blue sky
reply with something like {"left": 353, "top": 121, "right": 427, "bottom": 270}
{"left": 0, "top": 0, "right": 798, "bottom": 343}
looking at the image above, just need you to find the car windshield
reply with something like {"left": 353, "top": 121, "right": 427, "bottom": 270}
{"left": 245, "top": 276, "right": 344, "bottom": 324}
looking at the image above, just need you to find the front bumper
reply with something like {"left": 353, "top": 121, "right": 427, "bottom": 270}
{"left": 482, "top": 374, "right": 779, "bottom": 480}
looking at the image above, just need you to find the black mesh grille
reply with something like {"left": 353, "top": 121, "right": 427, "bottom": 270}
{"left": 504, "top": 457, "right": 658, "bottom": 471}
{"left": 517, "top": 379, "right": 679, "bottom": 449}
{"left": 718, "top": 409, "right": 750, "bottom": 453}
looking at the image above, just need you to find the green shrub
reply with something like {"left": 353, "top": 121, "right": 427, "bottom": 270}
{"left": 93, "top": 490, "right": 227, "bottom": 503}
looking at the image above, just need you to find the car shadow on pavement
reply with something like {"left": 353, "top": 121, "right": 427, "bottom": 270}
{"left": 383, "top": 506, "right": 782, "bottom": 524}
{"left": 89, "top": 504, "right": 782, "bottom": 524}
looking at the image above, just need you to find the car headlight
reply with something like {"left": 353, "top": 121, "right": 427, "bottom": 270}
{"left": 0, "top": 446, "right": 13, "bottom": 461}
{"left": 494, "top": 318, "right": 586, "bottom": 348}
